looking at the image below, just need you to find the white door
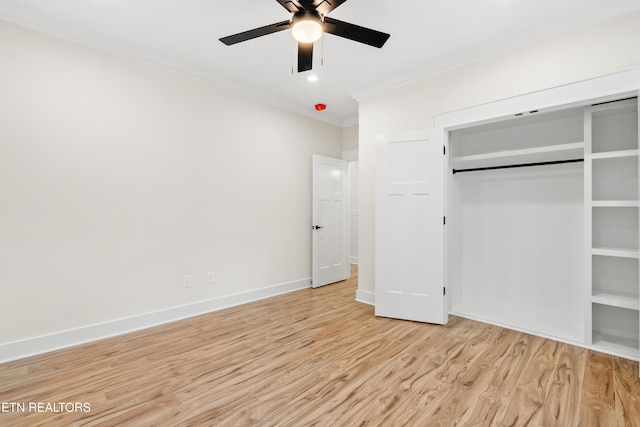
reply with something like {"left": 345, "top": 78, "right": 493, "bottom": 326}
{"left": 312, "top": 155, "right": 349, "bottom": 288}
{"left": 375, "top": 129, "right": 447, "bottom": 324}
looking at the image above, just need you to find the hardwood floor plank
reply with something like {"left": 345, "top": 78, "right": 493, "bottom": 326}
{"left": 1, "top": 265, "right": 639, "bottom": 426}
{"left": 406, "top": 327, "right": 507, "bottom": 424}
{"left": 541, "top": 344, "right": 587, "bottom": 426}
{"left": 613, "top": 357, "right": 640, "bottom": 427}
{"left": 455, "top": 328, "right": 534, "bottom": 426}
{"left": 496, "top": 338, "right": 559, "bottom": 427}
{"left": 577, "top": 351, "right": 618, "bottom": 427}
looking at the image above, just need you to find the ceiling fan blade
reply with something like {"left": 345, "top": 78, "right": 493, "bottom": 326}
{"left": 323, "top": 17, "right": 390, "bottom": 48}
{"left": 275, "top": 0, "right": 302, "bottom": 13}
{"left": 220, "top": 20, "right": 291, "bottom": 45}
{"left": 298, "top": 42, "right": 314, "bottom": 72}
{"left": 312, "top": 0, "right": 347, "bottom": 15}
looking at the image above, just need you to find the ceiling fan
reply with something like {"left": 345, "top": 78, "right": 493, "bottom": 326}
{"left": 219, "top": 0, "right": 390, "bottom": 72}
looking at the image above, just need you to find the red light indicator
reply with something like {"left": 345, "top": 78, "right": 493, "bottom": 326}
{"left": 315, "top": 103, "right": 326, "bottom": 111}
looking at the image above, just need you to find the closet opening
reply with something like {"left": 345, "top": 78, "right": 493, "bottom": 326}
{"left": 445, "top": 95, "right": 639, "bottom": 360}
{"left": 448, "top": 105, "right": 586, "bottom": 343}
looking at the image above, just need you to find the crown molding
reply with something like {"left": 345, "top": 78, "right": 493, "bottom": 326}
{"left": 0, "top": 12, "right": 348, "bottom": 128}
{"left": 342, "top": 116, "right": 359, "bottom": 127}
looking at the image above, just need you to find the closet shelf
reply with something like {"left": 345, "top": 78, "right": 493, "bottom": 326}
{"left": 592, "top": 201, "right": 640, "bottom": 207}
{"left": 592, "top": 247, "right": 640, "bottom": 259}
{"left": 591, "top": 149, "right": 639, "bottom": 159}
{"left": 451, "top": 142, "right": 584, "bottom": 170}
{"left": 592, "top": 290, "right": 640, "bottom": 310}
{"left": 592, "top": 332, "right": 640, "bottom": 360}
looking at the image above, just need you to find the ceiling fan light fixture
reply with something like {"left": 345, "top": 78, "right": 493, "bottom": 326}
{"left": 219, "top": 1, "right": 391, "bottom": 73}
{"left": 291, "top": 10, "right": 323, "bottom": 43}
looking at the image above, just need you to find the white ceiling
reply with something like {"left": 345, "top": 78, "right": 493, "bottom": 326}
{"left": 1, "top": 0, "right": 640, "bottom": 126}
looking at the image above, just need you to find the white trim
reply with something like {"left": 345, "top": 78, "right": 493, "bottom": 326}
{"left": 0, "top": 278, "right": 311, "bottom": 364}
{"left": 355, "top": 289, "right": 375, "bottom": 306}
{"left": 349, "top": 256, "right": 359, "bottom": 264}
{"left": 343, "top": 116, "right": 359, "bottom": 128}
{"left": 435, "top": 68, "right": 640, "bottom": 130}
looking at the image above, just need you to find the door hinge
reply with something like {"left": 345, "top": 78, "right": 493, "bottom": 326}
{"left": 443, "top": 145, "right": 446, "bottom": 155}
{"left": 443, "top": 287, "right": 446, "bottom": 296}
{"left": 443, "top": 216, "right": 446, "bottom": 225}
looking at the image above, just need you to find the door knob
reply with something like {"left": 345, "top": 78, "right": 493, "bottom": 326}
{"left": 313, "top": 225, "right": 324, "bottom": 230}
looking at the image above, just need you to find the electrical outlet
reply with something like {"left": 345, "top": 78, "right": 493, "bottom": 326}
{"left": 207, "top": 271, "right": 215, "bottom": 285}
{"left": 184, "top": 275, "right": 191, "bottom": 288}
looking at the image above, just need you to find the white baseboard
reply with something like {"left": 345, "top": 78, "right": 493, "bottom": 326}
{"left": 349, "top": 257, "right": 359, "bottom": 264}
{"left": 0, "top": 277, "right": 311, "bottom": 364}
{"left": 355, "top": 289, "right": 374, "bottom": 306}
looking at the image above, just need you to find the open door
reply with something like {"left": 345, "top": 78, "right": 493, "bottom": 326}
{"left": 375, "top": 129, "right": 447, "bottom": 324}
{"left": 312, "top": 155, "right": 349, "bottom": 288}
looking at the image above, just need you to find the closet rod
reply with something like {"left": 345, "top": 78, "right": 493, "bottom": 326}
{"left": 452, "top": 158, "right": 584, "bottom": 174}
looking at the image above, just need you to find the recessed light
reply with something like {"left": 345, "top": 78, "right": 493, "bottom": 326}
{"left": 307, "top": 75, "right": 319, "bottom": 82}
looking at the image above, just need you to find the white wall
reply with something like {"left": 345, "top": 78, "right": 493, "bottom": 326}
{"left": 342, "top": 125, "right": 359, "bottom": 151}
{"left": 358, "top": 11, "right": 640, "bottom": 294}
{"left": 0, "top": 20, "right": 342, "bottom": 347}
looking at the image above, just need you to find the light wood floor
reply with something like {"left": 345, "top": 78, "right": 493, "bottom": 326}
{"left": 1, "top": 265, "right": 639, "bottom": 426}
